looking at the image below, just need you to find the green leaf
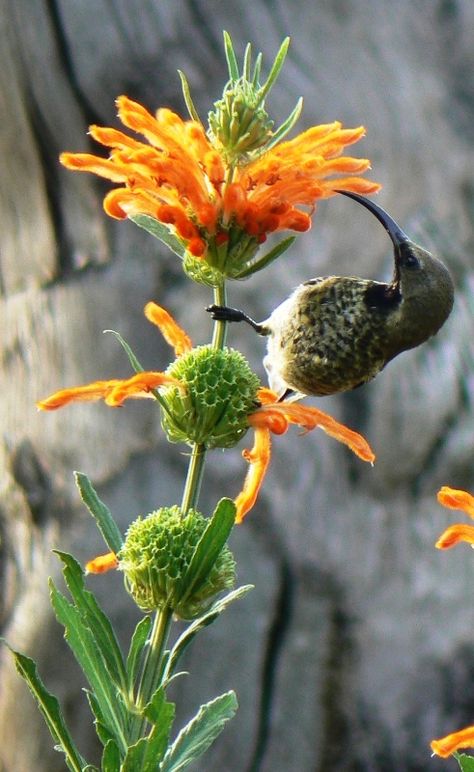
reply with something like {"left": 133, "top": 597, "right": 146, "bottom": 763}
{"left": 122, "top": 688, "right": 175, "bottom": 772}
{"left": 126, "top": 616, "right": 152, "bottom": 694}
{"left": 103, "top": 331, "right": 168, "bottom": 412}
{"left": 75, "top": 473, "right": 123, "bottom": 554}
{"left": 164, "top": 585, "right": 253, "bottom": 680}
{"left": 128, "top": 214, "right": 185, "bottom": 259}
{"left": 49, "top": 580, "right": 128, "bottom": 753}
{"left": 86, "top": 691, "right": 117, "bottom": 747}
{"left": 55, "top": 551, "right": 127, "bottom": 692}
{"left": 101, "top": 739, "right": 121, "bottom": 772}
{"left": 223, "top": 31, "right": 239, "bottom": 81}
{"left": 258, "top": 36, "right": 290, "bottom": 101}
{"left": 177, "top": 70, "right": 201, "bottom": 123}
{"left": 1, "top": 641, "right": 87, "bottom": 772}
{"left": 264, "top": 96, "right": 303, "bottom": 151}
{"left": 176, "top": 498, "right": 235, "bottom": 608}
{"left": 235, "top": 236, "right": 296, "bottom": 279}
{"left": 103, "top": 330, "right": 145, "bottom": 375}
{"left": 455, "top": 752, "right": 474, "bottom": 771}
{"left": 160, "top": 691, "right": 238, "bottom": 772}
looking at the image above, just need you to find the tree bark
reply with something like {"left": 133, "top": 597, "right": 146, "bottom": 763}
{"left": 1, "top": 1, "right": 474, "bottom": 769}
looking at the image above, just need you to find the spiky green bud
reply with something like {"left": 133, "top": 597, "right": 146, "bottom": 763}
{"left": 118, "top": 506, "right": 236, "bottom": 619}
{"left": 160, "top": 345, "right": 260, "bottom": 449}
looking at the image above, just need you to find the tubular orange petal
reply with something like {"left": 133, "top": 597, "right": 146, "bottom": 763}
{"left": 249, "top": 408, "right": 288, "bottom": 435}
{"left": 431, "top": 725, "right": 474, "bottom": 758}
{"left": 234, "top": 425, "right": 272, "bottom": 523}
{"left": 252, "top": 401, "right": 375, "bottom": 463}
{"left": 331, "top": 178, "right": 381, "bottom": 195}
{"left": 105, "top": 372, "right": 185, "bottom": 406}
{"left": 59, "top": 153, "right": 128, "bottom": 183}
{"left": 37, "top": 373, "right": 184, "bottom": 411}
{"left": 435, "top": 524, "right": 474, "bottom": 550}
{"left": 437, "top": 487, "right": 474, "bottom": 519}
{"left": 37, "top": 380, "right": 124, "bottom": 410}
{"left": 85, "top": 552, "right": 119, "bottom": 575}
{"left": 144, "top": 302, "right": 193, "bottom": 356}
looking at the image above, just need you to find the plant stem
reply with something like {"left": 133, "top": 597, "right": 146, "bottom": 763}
{"left": 132, "top": 281, "right": 230, "bottom": 739}
{"left": 181, "top": 442, "right": 206, "bottom": 514}
{"left": 212, "top": 283, "right": 228, "bottom": 349}
{"left": 133, "top": 605, "right": 173, "bottom": 736}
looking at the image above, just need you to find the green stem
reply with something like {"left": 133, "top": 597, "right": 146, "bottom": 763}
{"left": 211, "top": 283, "right": 228, "bottom": 349}
{"left": 181, "top": 442, "right": 206, "bottom": 514}
{"left": 133, "top": 605, "right": 173, "bottom": 736}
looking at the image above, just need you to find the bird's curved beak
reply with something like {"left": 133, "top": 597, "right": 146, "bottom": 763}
{"left": 336, "top": 191, "right": 411, "bottom": 258}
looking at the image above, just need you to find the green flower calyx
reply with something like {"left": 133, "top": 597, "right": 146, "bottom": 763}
{"left": 161, "top": 345, "right": 260, "bottom": 449}
{"left": 119, "top": 506, "right": 236, "bottom": 619}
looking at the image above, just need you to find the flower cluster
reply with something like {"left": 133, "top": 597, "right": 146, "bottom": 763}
{"left": 59, "top": 36, "right": 379, "bottom": 286}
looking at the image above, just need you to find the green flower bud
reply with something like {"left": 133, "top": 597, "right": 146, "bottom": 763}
{"left": 118, "top": 506, "right": 236, "bottom": 619}
{"left": 160, "top": 345, "right": 260, "bottom": 449}
{"left": 208, "top": 80, "right": 274, "bottom": 164}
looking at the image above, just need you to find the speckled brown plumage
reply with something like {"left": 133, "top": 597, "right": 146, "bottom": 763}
{"left": 208, "top": 192, "right": 454, "bottom": 399}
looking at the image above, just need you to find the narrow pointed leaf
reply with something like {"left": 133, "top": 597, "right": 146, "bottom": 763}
{"left": 263, "top": 97, "right": 303, "bottom": 151}
{"left": 160, "top": 691, "right": 238, "bottom": 772}
{"left": 164, "top": 585, "right": 253, "bottom": 680}
{"left": 55, "top": 551, "right": 127, "bottom": 691}
{"left": 223, "top": 31, "right": 239, "bottom": 81}
{"left": 2, "top": 643, "right": 87, "bottom": 772}
{"left": 252, "top": 53, "right": 262, "bottom": 87}
{"left": 103, "top": 331, "right": 168, "bottom": 411}
{"left": 176, "top": 498, "right": 235, "bottom": 607}
{"left": 128, "top": 215, "right": 185, "bottom": 258}
{"left": 49, "top": 581, "right": 128, "bottom": 752}
{"left": 101, "top": 739, "right": 121, "bottom": 772}
{"left": 126, "top": 616, "right": 152, "bottom": 693}
{"left": 75, "top": 473, "right": 123, "bottom": 554}
{"left": 258, "top": 37, "right": 290, "bottom": 100}
{"left": 242, "top": 42, "right": 252, "bottom": 81}
{"left": 103, "top": 330, "right": 145, "bottom": 374}
{"left": 235, "top": 236, "right": 296, "bottom": 279}
{"left": 86, "top": 691, "right": 116, "bottom": 747}
{"left": 177, "top": 70, "right": 201, "bottom": 123}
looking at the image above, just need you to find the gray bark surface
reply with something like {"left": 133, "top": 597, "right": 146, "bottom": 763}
{"left": 1, "top": 1, "right": 474, "bottom": 770}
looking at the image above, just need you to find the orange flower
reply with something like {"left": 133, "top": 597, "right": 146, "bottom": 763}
{"left": 431, "top": 725, "right": 474, "bottom": 758}
{"left": 435, "top": 486, "right": 474, "bottom": 550}
{"left": 235, "top": 387, "right": 375, "bottom": 523}
{"left": 37, "top": 302, "right": 190, "bottom": 412}
{"left": 60, "top": 96, "right": 380, "bottom": 264}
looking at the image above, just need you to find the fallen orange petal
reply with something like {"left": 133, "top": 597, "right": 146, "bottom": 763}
{"left": 438, "top": 486, "right": 474, "bottom": 519}
{"left": 144, "top": 302, "right": 193, "bottom": 356}
{"left": 85, "top": 552, "right": 119, "bottom": 574}
{"left": 435, "top": 524, "right": 474, "bottom": 550}
{"left": 431, "top": 725, "right": 474, "bottom": 758}
{"left": 234, "top": 426, "right": 272, "bottom": 523}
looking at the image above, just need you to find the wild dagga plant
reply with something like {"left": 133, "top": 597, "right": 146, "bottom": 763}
{"left": 4, "top": 33, "right": 378, "bottom": 770}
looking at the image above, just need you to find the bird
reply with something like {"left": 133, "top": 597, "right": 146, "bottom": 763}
{"left": 207, "top": 191, "right": 454, "bottom": 400}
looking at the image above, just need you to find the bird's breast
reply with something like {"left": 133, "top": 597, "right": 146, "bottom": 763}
{"left": 264, "top": 277, "right": 393, "bottom": 396}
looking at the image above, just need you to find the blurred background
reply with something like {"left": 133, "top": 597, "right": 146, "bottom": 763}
{"left": 1, "top": 1, "right": 474, "bottom": 769}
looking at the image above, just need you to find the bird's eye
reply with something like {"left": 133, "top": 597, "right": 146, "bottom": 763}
{"left": 400, "top": 246, "right": 420, "bottom": 269}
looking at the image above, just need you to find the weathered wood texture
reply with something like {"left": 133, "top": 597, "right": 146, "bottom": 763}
{"left": 1, "top": 1, "right": 474, "bottom": 770}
